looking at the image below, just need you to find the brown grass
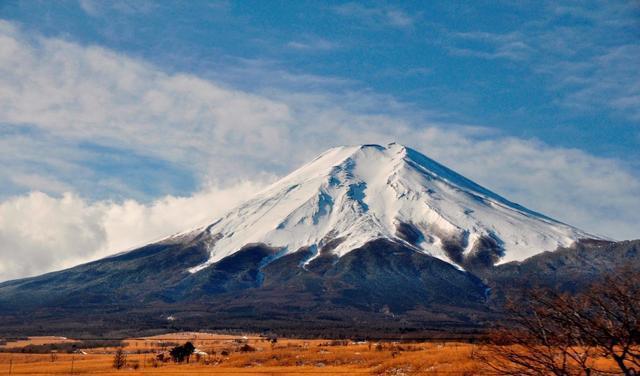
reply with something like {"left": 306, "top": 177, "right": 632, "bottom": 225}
{"left": 0, "top": 333, "right": 621, "bottom": 375}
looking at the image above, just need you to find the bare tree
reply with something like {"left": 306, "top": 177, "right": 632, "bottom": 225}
{"left": 477, "top": 299, "right": 599, "bottom": 375}
{"left": 569, "top": 275, "right": 640, "bottom": 374}
{"left": 478, "top": 271, "right": 640, "bottom": 375}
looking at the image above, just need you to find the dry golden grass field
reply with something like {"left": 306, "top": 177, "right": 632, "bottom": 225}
{"left": 0, "top": 333, "right": 621, "bottom": 375}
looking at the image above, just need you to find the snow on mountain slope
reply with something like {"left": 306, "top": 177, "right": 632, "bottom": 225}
{"left": 188, "top": 143, "right": 593, "bottom": 273}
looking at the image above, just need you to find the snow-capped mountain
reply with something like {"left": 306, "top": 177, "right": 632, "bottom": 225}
{"left": 4, "top": 143, "right": 626, "bottom": 338}
{"left": 185, "top": 143, "right": 590, "bottom": 273}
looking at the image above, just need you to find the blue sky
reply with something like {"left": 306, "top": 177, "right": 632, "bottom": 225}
{"left": 0, "top": 1, "right": 639, "bottom": 280}
{"left": 4, "top": 0, "right": 638, "bottom": 164}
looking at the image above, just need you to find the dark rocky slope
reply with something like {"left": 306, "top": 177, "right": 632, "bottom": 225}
{"left": 0, "top": 237, "right": 489, "bottom": 338}
{"left": 0, "top": 238, "right": 637, "bottom": 338}
{"left": 486, "top": 239, "right": 639, "bottom": 302}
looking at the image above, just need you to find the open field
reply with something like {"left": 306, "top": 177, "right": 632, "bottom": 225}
{"left": 0, "top": 333, "right": 480, "bottom": 375}
{"left": 0, "top": 333, "right": 621, "bottom": 375}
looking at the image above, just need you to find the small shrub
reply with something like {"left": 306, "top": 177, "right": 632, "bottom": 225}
{"left": 113, "top": 348, "right": 127, "bottom": 369}
{"left": 239, "top": 344, "right": 256, "bottom": 352}
{"left": 170, "top": 342, "right": 195, "bottom": 363}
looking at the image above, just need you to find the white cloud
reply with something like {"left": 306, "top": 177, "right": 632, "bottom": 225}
{"left": 449, "top": 31, "right": 533, "bottom": 61}
{"left": 78, "top": 0, "right": 157, "bottom": 17}
{"left": 0, "top": 20, "right": 639, "bottom": 281}
{"left": 549, "top": 44, "right": 640, "bottom": 121}
{"left": 333, "top": 3, "right": 417, "bottom": 28}
{"left": 0, "top": 181, "right": 265, "bottom": 281}
{"left": 445, "top": 2, "right": 640, "bottom": 122}
{"left": 0, "top": 20, "right": 294, "bottom": 183}
{"left": 286, "top": 36, "right": 339, "bottom": 51}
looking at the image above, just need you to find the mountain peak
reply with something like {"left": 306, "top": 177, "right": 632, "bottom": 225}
{"left": 188, "top": 143, "right": 592, "bottom": 273}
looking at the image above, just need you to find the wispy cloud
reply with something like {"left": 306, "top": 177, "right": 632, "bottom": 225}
{"left": 448, "top": 31, "right": 533, "bottom": 61}
{"left": 286, "top": 36, "right": 339, "bottom": 52}
{"left": 333, "top": 3, "right": 417, "bottom": 29}
{"left": 78, "top": 0, "right": 157, "bottom": 17}
{"left": 548, "top": 44, "right": 640, "bottom": 121}
{"left": 444, "top": 2, "right": 640, "bottom": 122}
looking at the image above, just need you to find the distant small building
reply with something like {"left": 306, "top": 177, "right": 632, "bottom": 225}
{"left": 193, "top": 348, "right": 208, "bottom": 356}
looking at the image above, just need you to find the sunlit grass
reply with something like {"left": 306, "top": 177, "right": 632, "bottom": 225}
{"left": 0, "top": 334, "right": 623, "bottom": 375}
